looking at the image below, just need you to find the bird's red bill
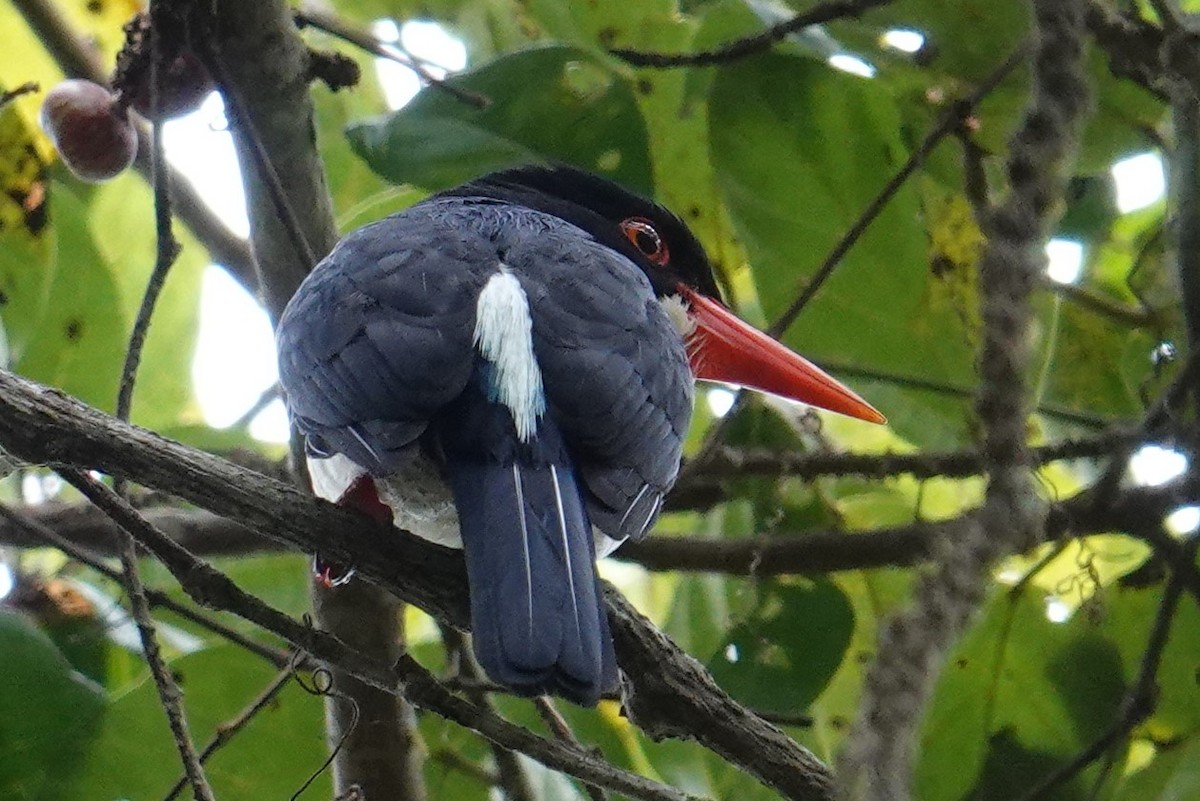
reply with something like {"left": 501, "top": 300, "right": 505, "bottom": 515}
{"left": 680, "top": 286, "right": 886, "bottom": 424}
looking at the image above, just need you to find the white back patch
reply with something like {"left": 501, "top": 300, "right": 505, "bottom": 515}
{"left": 474, "top": 268, "right": 546, "bottom": 442}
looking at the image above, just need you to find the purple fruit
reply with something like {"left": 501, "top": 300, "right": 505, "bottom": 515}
{"left": 40, "top": 79, "right": 137, "bottom": 183}
{"left": 130, "top": 52, "right": 213, "bottom": 121}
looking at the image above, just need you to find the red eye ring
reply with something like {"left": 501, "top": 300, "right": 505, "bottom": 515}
{"left": 620, "top": 217, "right": 669, "bottom": 266}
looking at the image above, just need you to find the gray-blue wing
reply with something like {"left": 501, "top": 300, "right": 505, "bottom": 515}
{"left": 505, "top": 232, "right": 693, "bottom": 542}
{"left": 276, "top": 203, "right": 495, "bottom": 473}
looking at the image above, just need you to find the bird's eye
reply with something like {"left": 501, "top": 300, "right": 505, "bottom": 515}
{"left": 620, "top": 217, "right": 669, "bottom": 266}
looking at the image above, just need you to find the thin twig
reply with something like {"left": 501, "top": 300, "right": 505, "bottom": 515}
{"left": 115, "top": 529, "right": 216, "bottom": 801}
{"left": 164, "top": 662, "right": 297, "bottom": 801}
{"left": 610, "top": 0, "right": 894, "bottom": 67}
{"left": 687, "top": 427, "right": 1145, "bottom": 482}
{"left": 534, "top": 697, "right": 608, "bottom": 801}
{"left": 1163, "top": 21, "right": 1200, "bottom": 415}
{"left": 289, "top": 666, "right": 361, "bottom": 801}
{"left": 114, "top": 103, "right": 181, "bottom": 463}
{"left": 229, "top": 382, "right": 282, "bottom": 431}
{"left": 98, "top": 10, "right": 213, "bottom": 796}
{"left": 1014, "top": 543, "right": 1191, "bottom": 801}
{"left": 815, "top": 359, "right": 1119, "bottom": 428}
{"left": 1084, "top": 1, "right": 1169, "bottom": 100}
{"left": 431, "top": 749, "right": 501, "bottom": 786}
{"left": 0, "top": 501, "right": 290, "bottom": 667}
{"left": 197, "top": 44, "right": 317, "bottom": 273}
{"left": 768, "top": 43, "right": 1029, "bottom": 338}
{"left": 65, "top": 471, "right": 217, "bottom": 801}
{"left": 442, "top": 627, "right": 537, "bottom": 801}
{"left": 0, "top": 81, "right": 39, "bottom": 108}
{"left": 1042, "top": 278, "right": 1158, "bottom": 328}
{"left": 293, "top": 5, "right": 487, "bottom": 108}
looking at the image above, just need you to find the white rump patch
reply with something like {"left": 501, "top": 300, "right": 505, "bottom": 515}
{"left": 474, "top": 268, "right": 546, "bottom": 442}
{"left": 307, "top": 453, "right": 366, "bottom": 503}
{"left": 376, "top": 457, "right": 462, "bottom": 548}
{"left": 309, "top": 451, "right": 618, "bottom": 556}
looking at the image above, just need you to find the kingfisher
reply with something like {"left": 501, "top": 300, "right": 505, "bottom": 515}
{"left": 276, "top": 165, "right": 884, "bottom": 706}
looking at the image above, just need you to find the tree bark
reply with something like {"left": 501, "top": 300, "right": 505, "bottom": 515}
{"left": 208, "top": 3, "right": 425, "bottom": 797}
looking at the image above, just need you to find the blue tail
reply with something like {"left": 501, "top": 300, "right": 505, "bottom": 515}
{"left": 446, "top": 455, "right": 617, "bottom": 705}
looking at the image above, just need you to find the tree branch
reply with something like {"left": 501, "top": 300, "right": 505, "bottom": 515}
{"left": 610, "top": 0, "right": 894, "bottom": 68}
{"left": 0, "top": 368, "right": 836, "bottom": 800}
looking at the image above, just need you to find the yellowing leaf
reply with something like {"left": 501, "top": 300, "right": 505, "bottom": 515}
{"left": 922, "top": 187, "right": 983, "bottom": 349}
{"left": 0, "top": 97, "right": 49, "bottom": 238}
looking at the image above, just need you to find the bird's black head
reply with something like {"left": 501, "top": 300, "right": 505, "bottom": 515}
{"left": 440, "top": 164, "right": 722, "bottom": 299}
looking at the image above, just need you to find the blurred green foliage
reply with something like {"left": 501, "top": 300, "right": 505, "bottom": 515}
{"left": 0, "top": 1, "right": 1194, "bottom": 799}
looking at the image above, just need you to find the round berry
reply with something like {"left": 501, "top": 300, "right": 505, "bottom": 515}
{"left": 40, "top": 79, "right": 138, "bottom": 183}
{"left": 130, "top": 52, "right": 213, "bottom": 121}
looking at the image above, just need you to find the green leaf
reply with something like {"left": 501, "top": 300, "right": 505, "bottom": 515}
{"left": 916, "top": 587, "right": 1130, "bottom": 801}
{"left": 0, "top": 610, "right": 106, "bottom": 801}
{"left": 1113, "top": 737, "right": 1200, "bottom": 801}
{"left": 347, "top": 45, "right": 653, "bottom": 193}
{"left": 76, "top": 645, "right": 329, "bottom": 799}
{"left": 0, "top": 175, "right": 205, "bottom": 430}
{"left": 4, "top": 182, "right": 127, "bottom": 413}
{"left": 709, "top": 579, "right": 854, "bottom": 713}
{"left": 709, "top": 53, "right": 966, "bottom": 446}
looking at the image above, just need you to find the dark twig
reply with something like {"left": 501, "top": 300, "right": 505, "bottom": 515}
{"left": 533, "top": 697, "right": 608, "bottom": 801}
{"left": 431, "top": 749, "right": 501, "bottom": 786}
{"left": 198, "top": 49, "right": 317, "bottom": 273}
{"left": 441, "top": 628, "right": 537, "bottom": 801}
{"left": 292, "top": 5, "right": 487, "bottom": 108}
{"left": 803, "top": 360, "right": 1118, "bottom": 428}
{"left": 0, "top": 501, "right": 290, "bottom": 667}
{"left": 53, "top": 475, "right": 219, "bottom": 801}
{"left": 289, "top": 666, "right": 361, "bottom": 801}
{"left": 1043, "top": 278, "right": 1159, "bottom": 328}
{"left": 768, "top": 44, "right": 1029, "bottom": 338}
{"left": 229, "top": 382, "right": 282, "bottom": 433}
{"left": 100, "top": 10, "right": 212, "bottom": 795}
{"left": 1013, "top": 543, "right": 1192, "bottom": 801}
{"left": 1085, "top": 1, "right": 1168, "bottom": 100}
{"left": 115, "top": 90, "right": 181, "bottom": 459}
{"left": 0, "top": 81, "right": 39, "bottom": 108}
{"left": 610, "top": 0, "right": 894, "bottom": 68}
{"left": 114, "top": 528, "right": 215, "bottom": 801}
{"left": 687, "top": 428, "right": 1145, "bottom": 482}
{"left": 1162, "top": 23, "right": 1200, "bottom": 413}
{"left": 164, "top": 662, "right": 297, "bottom": 801}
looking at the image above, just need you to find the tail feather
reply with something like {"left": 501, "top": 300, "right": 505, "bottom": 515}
{"left": 448, "top": 459, "right": 616, "bottom": 705}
